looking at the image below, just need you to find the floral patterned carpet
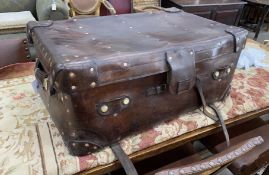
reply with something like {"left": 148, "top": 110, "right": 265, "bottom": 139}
{"left": 0, "top": 41, "right": 269, "bottom": 175}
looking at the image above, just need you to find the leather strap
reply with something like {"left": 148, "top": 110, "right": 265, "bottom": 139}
{"left": 196, "top": 77, "right": 230, "bottom": 147}
{"left": 210, "top": 104, "right": 230, "bottom": 147}
{"left": 111, "top": 143, "right": 138, "bottom": 175}
{"left": 166, "top": 49, "right": 195, "bottom": 95}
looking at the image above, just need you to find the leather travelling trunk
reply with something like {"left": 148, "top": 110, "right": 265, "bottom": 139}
{"left": 27, "top": 10, "right": 247, "bottom": 157}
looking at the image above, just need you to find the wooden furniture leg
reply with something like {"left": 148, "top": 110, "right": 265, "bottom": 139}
{"left": 254, "top": 5, "right": 269, "bottom": 40}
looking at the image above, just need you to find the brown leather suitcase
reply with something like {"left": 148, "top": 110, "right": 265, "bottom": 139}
{"left": 27, "top": 9, "right": 247, "bottom": 174}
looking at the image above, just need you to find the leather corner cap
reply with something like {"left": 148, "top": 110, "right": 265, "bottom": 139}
{"left": 0, "top": 62, "right": 35, "bottom": 80}
{"left": 214, "top": 124, "right": 269, "bottom": 175}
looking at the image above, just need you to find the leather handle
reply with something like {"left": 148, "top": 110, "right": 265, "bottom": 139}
{"left": 166, "top": 49, "right": 196, "bottom": 95}
{"left": 155, "top": 136, "right": 264, "bottom": 175}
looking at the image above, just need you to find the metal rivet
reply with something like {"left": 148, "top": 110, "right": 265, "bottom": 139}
{"left": 92, "top": 38, "right": 96, "bottom": 41}
{"left": 85, "top": 32, "right": 89, "bottom": 35}
{"left": 218, "top": 42, "right": 221, "bottom": 46}
{"left": 72, "top": 143, "right": 76, "bottom": 146}
{"left": 168, "top": 56, "right": 173, "bottom": 60}
{"left": 64, "top": 95, "right": 68, "bottom": 100}
{"left": 66, "top": 27, "right": 70, "bottom": 30}
{"left": 227, "top": 68, "right": 231, "bottom": 74}
{"left": 23, "top": 40, "right": 27, "bottom": 44}
{"left": 25, "top": 47, "right": 29, "bottom": 51}
{"left": 74, "top": 55, "right": 79, "bottom": 58}
{"left": 190, "top": 51, "right": 194, "bottom": 55}
{"left": 71, "top": 86, "right": 76, "bottom": 90}
{"left": 73, "top": 19, "right": 77, "bottom": 22}
{"left": 218, "top": 79, "right": 221, "bottom": 82}
{"left": 93, "top": 146, "right": 98, "bottom": 149}
{"left": 69, "top": 72, "right": 75, "bottom": 78}
{"left": 71, "top": 132, "right": 76, "bottom": 137}
{"left": 122, "top": 97, "right": 130, "bottom": 105}
{"left": 129, "top": 26, "right": 133, "bottom": 29}
{"left": 100, "top": 105, "right": 109, "bottom": 113}
{"left": 90, "top": 68, "right": 94, "bottom": 72}
{"left": 66, "top": 109, "right": 70, "bottom": 113}
{"left": 85, "top": 143, "right": 89, "bottom": 147}
{"left": 113, "top": 113, "right": 118, "bottom": 117}
{"left": 79, "top": 26, "right": 83, "bottom": 29}
{"left": 214, "top": 71, "right": 220, "bottom": 77}
{"left": 123, "top": 62, "right": 128, "bottom": 67}
{"left": 65, "top": 59, "right": 70, "bottom": 62}
{"left": 90, "top": 82, "right": 96, "bottom": 88}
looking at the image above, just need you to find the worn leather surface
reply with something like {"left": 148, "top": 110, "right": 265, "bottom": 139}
{"left": 215, "top": 125, "right": 269, "bottom": 175}
{"left": 0, "top": 37, "right": 32, "bottom": 68}
{"left": 27, "top": 10, "right": 248, "bottom": 156}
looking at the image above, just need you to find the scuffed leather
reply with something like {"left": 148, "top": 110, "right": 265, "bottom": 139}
{"left": 28, "top": 11, "right": 248, "bottom": 156}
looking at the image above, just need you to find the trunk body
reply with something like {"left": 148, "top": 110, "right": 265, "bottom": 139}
{"left": 27, "top": 10, "right": 247, "bottom": 156}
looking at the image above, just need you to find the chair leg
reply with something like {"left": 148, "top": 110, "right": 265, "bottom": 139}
{"left": 254, "top": 6, "right": 269, "bottom": 40}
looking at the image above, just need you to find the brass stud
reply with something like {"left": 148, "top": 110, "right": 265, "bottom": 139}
{"left": 90, "top": 82, "right": 96, "bottom": 88}
{"left": 71, "top": 86, "right": 77, "bottom": 90}
{"left": 122, "top": 97, "right": 130, "bottom": 105}
{"left": 227, "top": 68, "right": 231, "bottom": 74}
{"left": 69, "top": 72, "right": 75, "bottom": 78}
{"left": 100, "top": 105, "right": 109, "bottom": 113}
{"left": 214, "top": 71, "right": 220, "bottom": 77}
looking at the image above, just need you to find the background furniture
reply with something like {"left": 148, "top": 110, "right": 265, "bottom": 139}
{"left": 240, "top": 0, "right": 269, "bottom": 40}
{"left": 100, "top": 0, "right": 133, "bottom": 15}
{"left": 0, "top": 0, "right": 69, "bottom": 21}
{"left": 163, "top": 0, "right": 246, "bottom": 26}
{"left": 202, "top": 119, "right": 269, "bottom": 174}
{"left": 68, "top": 0, "right": 116, "bottom": 17}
